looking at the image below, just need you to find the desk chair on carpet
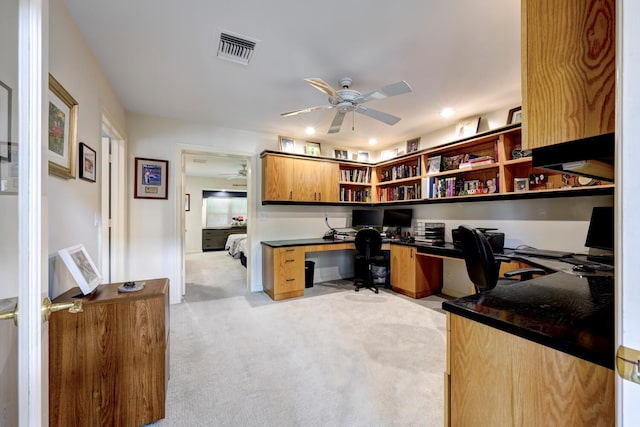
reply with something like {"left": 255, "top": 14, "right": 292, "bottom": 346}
{"left": 353, "top": 228, "right": 385, "bottom": 294}
{"left": 458, "top": 225, "right": 545, "bottom": 293}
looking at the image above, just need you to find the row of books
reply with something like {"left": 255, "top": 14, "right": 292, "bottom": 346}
{"left": 421, "top": 175, "right": 500, "bottom": 198}
{"left": 378, "top": 183, "right": 421, "bottom": 202}
{"left": 340, "top": 187, "right": 372, "bottom": 202}
{"left": 340, "top": 168, "right": 371, "bottom": 183}
{"left": 379, "top": 157, "right": 422, "bottom": 182}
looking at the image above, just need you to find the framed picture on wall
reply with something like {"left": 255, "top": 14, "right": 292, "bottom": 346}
{"left": 184, "top": 193, "right": 190, "bottom": 211}
{"left": 406, "top": 137, "right": 420, "bottom": 153}
{"left": 278, "top": 135, "right": 295, "bottom": 153}
{"left": 78, "top": 142, "right": 96, "bottom": 182}
{"left": 454, "top": 116, "right": 480, "bottom": 139}
{"left": 0, "top": 80, "right": 12, "bottom": 161}
{"left": 48, "top": 74, "right": 78, "bottom": 179}
{"left": 134, "top": 157, "right": 169, "bottom": 199}
{"left": 305, "top": 141, "right": 322, "bottom": 156}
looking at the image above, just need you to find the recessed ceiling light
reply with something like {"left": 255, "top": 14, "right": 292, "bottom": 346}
{"left": 440, "top": 107, "right": 455, "bottom": 118}
{"left": 305, "top": 126, "right": 315, "bottom": 135}
{"left": 368, "top": 138, "right": 377, "bottom": 145}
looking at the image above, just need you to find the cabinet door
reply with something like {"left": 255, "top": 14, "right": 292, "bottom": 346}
{"left": 262, "top": 155, "right": 294, "bottom": 201}
{"left": 390, "top": 245, "right": 415, "bottom": 289}
{"left": 292, "top": 159, "right": 339, "bottom": 202}
{"left": 315, "top": 161, "right": 339, "bottom": 202}
{"left": 522, "top": 0, "right": 615, "bottom": 149}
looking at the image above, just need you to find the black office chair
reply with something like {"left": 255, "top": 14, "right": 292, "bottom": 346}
{"left": 458, "top": 225, "right": 545, "bottom": 293}
{"left": 353, "top": 228, "right": 385, "bottom": 294}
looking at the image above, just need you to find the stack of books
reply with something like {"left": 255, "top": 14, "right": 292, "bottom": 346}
{"left": 458, "top": 155, "right": 495, "bottom": 169}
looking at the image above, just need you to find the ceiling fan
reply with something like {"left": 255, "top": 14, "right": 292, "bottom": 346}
{"left": 220, "top": 164, "right": 248, "bottom": 180}
{"left": 281, "top": 77, "right": 413, "bottom": 134}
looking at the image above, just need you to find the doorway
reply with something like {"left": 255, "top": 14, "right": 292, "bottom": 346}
{"left": 181, "top": 150, "right": 251, "bottom": 301}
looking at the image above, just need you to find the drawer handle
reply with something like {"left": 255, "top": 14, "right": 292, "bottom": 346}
{"left": 285, "top": 249, "right": 295, "bottom": 252}
{"left": 285, "top": 259, "right": 295, "bottom": 263}
{"left": 286, "top": 279, "right": 295, "bottom": 282}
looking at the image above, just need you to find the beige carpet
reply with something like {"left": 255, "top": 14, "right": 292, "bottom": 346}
{"left": 155, "top": 251, "right": 446, "bottom": 427}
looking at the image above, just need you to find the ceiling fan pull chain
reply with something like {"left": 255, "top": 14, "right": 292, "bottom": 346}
{"left": 352, "top": 111, "right": 355, "bottom": 131}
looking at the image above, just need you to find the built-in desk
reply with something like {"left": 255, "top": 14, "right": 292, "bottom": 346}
{"left": 260, "top": 239, "right": 465, "bottom": 301}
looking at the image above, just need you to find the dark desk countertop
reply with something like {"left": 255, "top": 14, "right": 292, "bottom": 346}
{"left": 442, "top": 273, "right": 614, "bottom": 369}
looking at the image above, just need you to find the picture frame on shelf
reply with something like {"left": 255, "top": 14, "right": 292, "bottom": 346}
{"left": 357, "top": 151, "right": 370, "bottom": 162}
{"left": 278, "top": 136, "right": 295, "bottom": 153}
{"left": 454, "top": 116, "right": 480, "bottom": 139}
{"left": 58, "top": 244, "right": 102, "bottom": 295}
{"left": 184, "top": 193, "right": 190, "bottom": 211}
{"left": 0, "top": 80, "right": 11, "bottom": 161}
{"left": 514, "top": 177, "right": 529, "bottom": 192}
{"left": 380, "top": 148, "right": 398, "bottom": 161}
{"left": 48, "top": 74, "right": 78, "bottom": 179}
{"left": 333, "top": 149, "right": 349, "bottom": 160}
{"left": 305, "top": 141, "right": 322, "bottom": 156}
{"left": 406, "top": 137, "right": 420, "bottom": 153}
{"left": 426, "top": 155, "right": 442, "bottom": 174}
{"left": 134, "top": 157, "right": 169, "bottom": 199}
{"left": 78, "top": 142, "right": 96, "bottom": 182}
{"left": 507, "top": 106, "right": 522, "bottom": 125}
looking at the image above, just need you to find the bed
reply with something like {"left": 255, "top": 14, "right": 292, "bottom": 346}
{"left": 225, "top": 233, "right": 248, "bottom": 267}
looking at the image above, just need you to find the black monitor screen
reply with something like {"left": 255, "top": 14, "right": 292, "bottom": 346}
{"left": 585, "top": 206, "right": 614, "bottom": 252}
{"left": 382, "top": 209, "right": 413, "bottom": 227}
{"left": 351, "top": 209, "right": 382, "bottom": 228}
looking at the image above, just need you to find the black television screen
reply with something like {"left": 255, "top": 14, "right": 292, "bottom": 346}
{"left": 382, "top": 209, "right": 413, "bottom": 227}
{"left": 351, "top": 209, "right": 382, "bottom": 228}
{"left": 585, "top": 206, "right": 614, "bottom": 252}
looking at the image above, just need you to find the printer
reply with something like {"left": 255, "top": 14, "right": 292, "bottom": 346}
{"left": 452, "top": 227, "right": 505, "bottom": 253}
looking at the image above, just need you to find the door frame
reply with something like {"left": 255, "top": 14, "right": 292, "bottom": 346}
{"left": 17, "top": 0, "right": 47, "bottom": 424}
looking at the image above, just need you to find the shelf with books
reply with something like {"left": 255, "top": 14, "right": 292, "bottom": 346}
{"left": 377, "top": 182, "right": 422, "bottom": 202}
{"left": 376, "top": 155, "right": 423, "bottom": 183}
{"left": 339, "top": 185, "right": 373, "bottom": 203}
{"left": 338, "top": 165, "right": 371, "bottom": 184}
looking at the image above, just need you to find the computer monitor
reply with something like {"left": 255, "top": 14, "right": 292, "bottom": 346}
{"left": 585, "top": 206, "right": 614, "bottom": 252}
{"left": 382, "top": 209, "right": 413, "bottom": 227}
{"left": 351, "top": 209, "right": 382, "bottom": 228}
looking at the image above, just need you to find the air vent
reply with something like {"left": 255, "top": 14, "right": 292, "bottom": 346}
{"left": 217, "top": 32, "right": 258, "bottom": 65}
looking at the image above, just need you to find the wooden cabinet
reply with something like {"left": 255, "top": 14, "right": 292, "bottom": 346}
{"left": 202, "top": 227, "right": 246, "bottom": 251}
{"left": 262, "top": 246, "right": 305, "bottom": 300}
{"left": 390, "top": 245, "right": 442, "bottom": 298}
{"left": 522, "top": 0, "right": 615, "bottom": 149}
{"left": 262, "top": 153, "right": 339, "bottom": 202}
{"left": 49, "top": 278, "right": 169, "bottom": 427}
{"left": 445, "top": 313, "right": 614, "bottom": 426}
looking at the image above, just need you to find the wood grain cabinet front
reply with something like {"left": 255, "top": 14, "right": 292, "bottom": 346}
{"left": 390, "top": 245, "right": 443, "bottom": 298}
{"left": 49, "top": 278, "right": 169, "bottom": 427}
{"left": 262, "top": 246, "right": 305, "bottom": 300}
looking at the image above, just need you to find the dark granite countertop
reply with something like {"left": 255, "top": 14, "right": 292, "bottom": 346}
{"left": 442, "top": 272, "right": 614, "bottom": 369}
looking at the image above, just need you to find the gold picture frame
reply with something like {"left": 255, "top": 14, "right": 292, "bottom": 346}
{"left": 278, "top": 135, "right": 295, "bottom": 153}
{"left": 305, "top": 141, "right": 322, "bottom": 156}
{"left": 48, "top": 74, "right": 78, "bottom": 179}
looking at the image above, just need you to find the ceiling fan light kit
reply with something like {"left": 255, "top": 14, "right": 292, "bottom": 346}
{"left": 281, "top": 77, "right": 412, "bottom": 134}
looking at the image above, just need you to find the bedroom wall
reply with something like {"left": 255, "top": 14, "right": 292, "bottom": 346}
{"left": 48, "top": 0, "right": 126, "bottom": 297}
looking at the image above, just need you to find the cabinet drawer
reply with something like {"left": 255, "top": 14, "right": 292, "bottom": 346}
{"left": 275, "top": 248, "right": 305, "bottom": 292}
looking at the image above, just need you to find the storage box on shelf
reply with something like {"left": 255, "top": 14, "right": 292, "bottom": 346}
{"left": 338, "top": 163, "right": 373, "bottom": 203}
{"left": 375, "top": 155, "right": 423, "bottom": 202}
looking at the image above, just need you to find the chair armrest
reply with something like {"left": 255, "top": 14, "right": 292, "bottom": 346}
{"left": 504, "top": 268, "right": 546, "bottom": 281}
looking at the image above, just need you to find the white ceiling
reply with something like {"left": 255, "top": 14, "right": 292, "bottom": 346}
{"left": 63, "top": 0, "right": 521, "bottom": 150}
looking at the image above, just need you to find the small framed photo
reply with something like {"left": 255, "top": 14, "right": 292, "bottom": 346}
{"left": 334, "top": 149, "right": 349, "bottom": 160}
{"left": 427, "top": 155, "right": 442, "bottom": 174}
{"left": 184, "top": 193, "right": 190, "bottom": 211}
{"left": 0, "top": 80, "right": 12, "bottom": 161}
{"left": 78, "top": 142, "right": 96, "bottom": 182}
{"left": 357, "top": 151, "right": 370, "bottom": 162}
{"left": 514, "top": 177, "right": 529, "bottom": 192}
{"left": 507, "top": 106, "right": 522, "bottom": 125}
{"left": 134, "top": 157, "right": 169, "bottom": 199}
{"left": 58, "top": 244, "right": 102, "bottom": 295}
{"left": 406, "top": 137, "right": 420, "bottom": 153}
{"left": 48, "top": 74, "right": 78, "bottom": 179}
{"left": 464, "top": 179, "right": 480, "bottom": 193}
{"left": 305, "top": 141, "right": 322, "bottom": 156}
{"left": 454, "top": 116, "right": 480, "bottom": 139}
{"left": 380, "top": 148, "right": 398, "bottom": 161}
{"left": 278, "top": 135, "right": 295, "bottom": 153}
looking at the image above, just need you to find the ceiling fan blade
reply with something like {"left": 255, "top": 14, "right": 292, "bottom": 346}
{"left": 355, "top": 105, "right": 401, "bottom": 126}
{"left": 328, "top": 111, "right": 346, "bottom": 134}
{"left": 360, "top": 80, "right": 413, "bottom": 103}
{"left": 280, "top": 105, "right": 331, "bottom": 117}
{"left": 304, "top": 78, "right": 339, "bottom": 97}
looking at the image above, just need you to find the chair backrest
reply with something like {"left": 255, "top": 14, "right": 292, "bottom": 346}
{"left": 458, "top": 225, "right": 499, "bottom": 292}
{"left": 355, "top": 228, "right": 382, "bottom": 259}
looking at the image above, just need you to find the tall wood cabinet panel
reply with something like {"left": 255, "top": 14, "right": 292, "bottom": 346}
{"left": 446, "top": 313, "right": 614, "bottom": 426}
{"left": 522, "top": 0, "right": 616, "bottom": 149}
{"left": 390, "top": 245, "right": 442, "bottom": 298}
{"left": 49, "top": 279, "right": 169, "bottom": 427}
{"left": 262, "top": 153, "right": 339, "bottom": 202}
{"left": 262, "top": 246, "right": 305, "bottom": 300}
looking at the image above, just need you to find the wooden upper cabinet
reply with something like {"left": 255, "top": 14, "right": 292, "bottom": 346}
{"left": 262, "top": 154, "right": 339, "bottom": 202}
{"left": 522, "top": 0, "right": 615, "bottom": 149}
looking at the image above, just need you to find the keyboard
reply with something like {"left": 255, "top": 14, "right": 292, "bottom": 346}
{"left": 513, "top": 248, "right": 574, "bottom": 258}
{"left": 559, "top": 257, "right": 614, "bottom": 272}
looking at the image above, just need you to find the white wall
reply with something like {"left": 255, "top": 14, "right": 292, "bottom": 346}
{"left": 185, "top": 176, "right": 247, "bottom": 253}
{"left": 47, "top": 0, "right": 126, "bottom": 298}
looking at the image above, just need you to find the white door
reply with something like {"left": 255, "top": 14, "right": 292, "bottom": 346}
{"left": 617, "top": 0, "right": 640, "bottom": 424}
{"left": 0, "top": 0, "right": 46, "bottom": 425}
